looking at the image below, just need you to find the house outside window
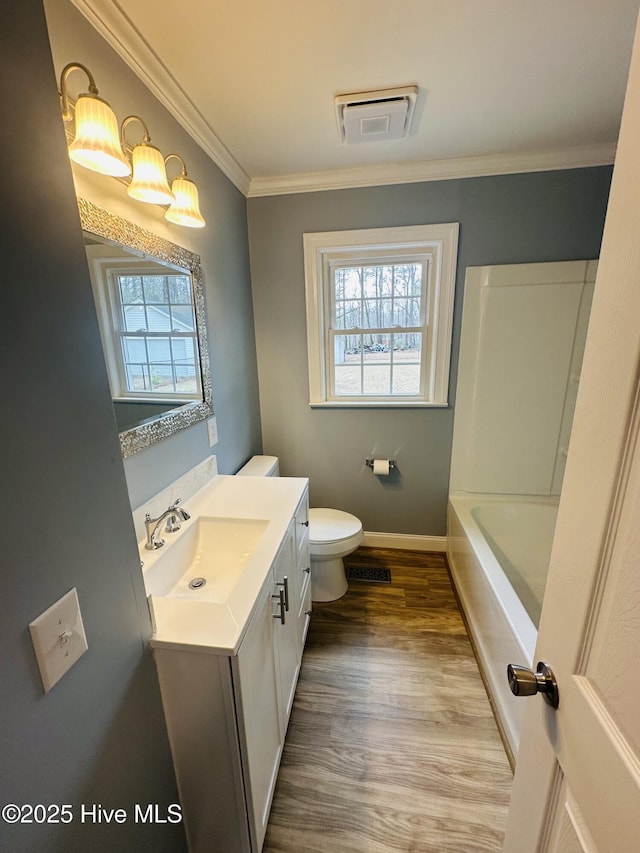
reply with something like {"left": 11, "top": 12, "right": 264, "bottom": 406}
{"left": 303, "top": 223, "right": 459, "bottom": 407}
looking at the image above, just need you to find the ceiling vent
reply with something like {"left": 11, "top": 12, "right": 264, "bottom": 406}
{"left": 335, "top": 86, "right": 418, "bottom": 144}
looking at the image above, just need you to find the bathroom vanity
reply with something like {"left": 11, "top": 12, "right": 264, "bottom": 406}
{"left": 141, "top": 475, "right": 311, "bottom": 853}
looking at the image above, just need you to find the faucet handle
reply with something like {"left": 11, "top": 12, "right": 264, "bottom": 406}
{"left": 165, "top": 498, "right": 190, "bottom": 533}
{"left": 170, "top": 498, "right": 190, "bottom": 521}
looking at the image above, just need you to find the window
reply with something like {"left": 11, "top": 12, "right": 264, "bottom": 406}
{"left": 303, "top": 223, "right": 459, "bottom": 406}
{"left": 86, "top": 249, "right": 202, "bottom": 403}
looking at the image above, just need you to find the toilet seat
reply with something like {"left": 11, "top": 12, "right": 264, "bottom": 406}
{"left": 309, "top": 508, "right": 362, "bottom": 545}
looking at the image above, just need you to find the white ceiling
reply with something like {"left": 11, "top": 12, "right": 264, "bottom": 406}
{"left": 72, "top": 0, "right": 640, "bottom": 196}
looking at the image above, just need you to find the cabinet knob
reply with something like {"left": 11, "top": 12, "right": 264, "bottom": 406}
{"left": 303, "top": 566, "right": 310, "bottom": 574}
{"left": 300, "top": 520, "right": 309, "bottom": 527}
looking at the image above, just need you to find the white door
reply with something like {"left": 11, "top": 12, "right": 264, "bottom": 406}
{"left": 502, "top": 12, "right": 640, "bottom": 852}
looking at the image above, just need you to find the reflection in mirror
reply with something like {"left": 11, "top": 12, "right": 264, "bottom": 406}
{"left": 79, "top": 198, "right": 213, "bottom": 457}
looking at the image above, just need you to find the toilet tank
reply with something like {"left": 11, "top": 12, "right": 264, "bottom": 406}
{"left": 235, "top": 455, "right": 280, "bottom": 477}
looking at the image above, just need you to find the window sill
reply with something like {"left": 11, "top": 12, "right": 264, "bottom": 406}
{"left": 113, "top": 397, "right": 199, "bottom": 404}
{"left": 309, "top": 400, "right": 449, "bottom": 409}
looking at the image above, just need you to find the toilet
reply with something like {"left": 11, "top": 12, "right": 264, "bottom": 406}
{"left": 236, "top": 455, "right": 363, "bottom": 601}
{"left": 307, "top": 507, "right": 363, "bottom": 601}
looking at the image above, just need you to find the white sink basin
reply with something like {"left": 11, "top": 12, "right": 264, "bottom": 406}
{"left": 143, "top": 516, "right": 269, "bottom": 604}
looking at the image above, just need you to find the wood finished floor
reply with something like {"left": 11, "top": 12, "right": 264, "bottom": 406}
{"left": 263, "top": 547, "right": 512, "bottom": 853}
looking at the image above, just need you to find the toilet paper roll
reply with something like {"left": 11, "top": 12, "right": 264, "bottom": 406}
{"left": 373, "top": 459, "right": 391, "bottom": 476}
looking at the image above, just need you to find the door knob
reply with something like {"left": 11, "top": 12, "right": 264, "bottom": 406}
{"left": 507, "top": 661, "right": 559, "bottom": 708}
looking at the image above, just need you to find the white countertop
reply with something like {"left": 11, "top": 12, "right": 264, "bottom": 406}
{"left": 141, "top": 474, "right": 308, "bottom": 656}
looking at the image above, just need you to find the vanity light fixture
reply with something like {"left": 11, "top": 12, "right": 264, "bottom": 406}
{"left": 59, "top": 61, "right": 206, "bottom": 228}
{"left": 59, "top": 62, "right": 131, "bottom": 177}
{"left": 121, "top": 115, "right": 174, "bottom": 205}
{"left": 164, "top": 154, "right": 206, "bottom": 229}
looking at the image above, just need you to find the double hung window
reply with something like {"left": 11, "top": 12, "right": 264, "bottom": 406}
{"left": 304, "top": 224, "right": 458, "bottom": 406}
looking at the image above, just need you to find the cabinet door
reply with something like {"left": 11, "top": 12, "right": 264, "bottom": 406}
{"left": 299, "top": 568, "right": 312, "bottom": 647}
{"left": 294, "top": 488, "right": 309, "bottom": 563}
{"left": 272, "top": 525, "right": 300, "bottom": 735}
{"left": 233, "top": 584, "right": 282, "bottom": 852}
{"left": 295, "top": 490, "right": 311, "bottom": 647}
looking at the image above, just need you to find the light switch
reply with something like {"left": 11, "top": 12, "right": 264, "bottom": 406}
{"left": 207, "top": 417, "right": 218, "bottom": 447}
{"left": 29, "top": 588, "right": 88, "bottom": 693}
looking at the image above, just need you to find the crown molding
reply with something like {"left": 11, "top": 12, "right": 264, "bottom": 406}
{"left": 69, "top": 0, "right": 251, "bottom": 196}
{"left": 67, "top": 2, "right": 615, "bottom": 200}
{"left": 247, "top": 143, "right": 616, "bottom": 197}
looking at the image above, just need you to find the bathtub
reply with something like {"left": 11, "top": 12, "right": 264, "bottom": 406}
{"left": 447, "top": 493, "right": 559, "bottom": 763}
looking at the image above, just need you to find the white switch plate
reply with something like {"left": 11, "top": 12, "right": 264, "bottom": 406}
{"left": 29, "top": 588, "right": 88, "bottom": 693}
{"left": 207, "top": 416, "right": 218, "bottom": 447}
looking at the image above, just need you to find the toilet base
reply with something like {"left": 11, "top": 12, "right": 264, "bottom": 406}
{"left": 311, "top": 555, "right": 348, "bottom": 602}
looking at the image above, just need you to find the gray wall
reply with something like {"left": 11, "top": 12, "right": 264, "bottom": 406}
{"left": 247, "top": 168, "right": 612, "bottom": 536}
{"left": 1, "top": 1, "right": 186, "bottom": 849}
{"left": 45, "top": 0, "right": 263, "bottom": 510}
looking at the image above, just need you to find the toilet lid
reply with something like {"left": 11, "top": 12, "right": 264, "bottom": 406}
{"left": 309, "top": 508, "right": 362, "bottom": 545}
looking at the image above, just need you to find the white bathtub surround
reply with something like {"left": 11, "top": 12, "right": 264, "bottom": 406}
{"left": 447, "top": 494, "right": 559, "bottom": 761}
{"left": 450, "top": 261, "right": 596, "bottom": 497}
{"left": 448, "top": 260, "right": 596, "bottom": 764}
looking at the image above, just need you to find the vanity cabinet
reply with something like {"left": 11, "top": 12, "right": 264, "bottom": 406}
{"left": 153, "top": 486, "right": 310, "bottom": 853}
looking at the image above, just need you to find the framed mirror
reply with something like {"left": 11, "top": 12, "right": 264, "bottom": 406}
{"left": 79, "top": 198, "right": 213, "bottom": 458}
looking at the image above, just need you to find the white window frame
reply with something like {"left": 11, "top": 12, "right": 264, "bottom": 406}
{"left": 303, "top": 223, "right": 459, "bottom": 407}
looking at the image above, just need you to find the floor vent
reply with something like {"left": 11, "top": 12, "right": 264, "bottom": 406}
{"left": 347, "top": 565, "right": 392, "bottom": 584}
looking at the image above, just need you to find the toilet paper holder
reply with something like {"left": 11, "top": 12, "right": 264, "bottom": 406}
{"left": 365, "top": 458, "right": 396, "bottom": 471}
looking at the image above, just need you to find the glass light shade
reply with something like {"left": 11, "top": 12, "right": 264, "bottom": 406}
{"left": 165, "top": 176, "right": 206, "bottom": 228}
{"left": 127, "top": 143, "right": 174, "bottom": 205}
{"left": 68, "top": 94, "right": 131, "bottom": 177}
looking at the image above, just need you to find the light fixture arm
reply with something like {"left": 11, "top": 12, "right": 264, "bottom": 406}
{"left": 120, "top": 114, "right": 152, "bottom": 151}
{"left": 59, "top": 62, "right": 99, "bottom": 122}
{"left": 164, "top": 153, "right": 189, "bottom": 179}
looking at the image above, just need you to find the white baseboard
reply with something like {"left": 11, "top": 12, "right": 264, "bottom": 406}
{"left": 362, "top": 531, "right": 448, "bottom": 552}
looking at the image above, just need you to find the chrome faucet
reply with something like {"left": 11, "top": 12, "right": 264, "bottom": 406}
{"left": 144, "top": 499, "right": 191, "bottom": 550}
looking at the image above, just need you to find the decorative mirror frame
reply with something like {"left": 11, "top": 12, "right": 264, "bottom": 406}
{"left": 79, "top": 198, "right": 214, "bottom": 458}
